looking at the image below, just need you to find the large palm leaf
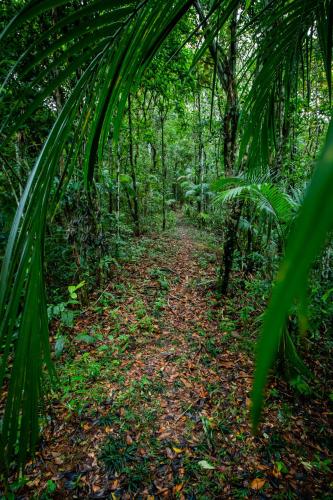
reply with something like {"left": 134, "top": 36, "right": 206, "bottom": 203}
{"left": 237, "top": 0, "right": 332, "bottom": 428}
{"left": 252, "top": 119, "right": 333, "bottom": 428}
{"left": 0, "top": 0, "right": 196, "bottom": 471}
{"left": 212, "top": 175, "right": 299, "bottom": 235}
{"left": 239, "top": 0, "right": 332, "bottom": 171}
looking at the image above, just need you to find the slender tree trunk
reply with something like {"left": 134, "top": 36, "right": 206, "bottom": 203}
{"left": 220, "top": 9, "right": 240, "bottom": 294}
{"left": 161, "top": 112, "right": 167, "bottom": 231}
{"left": 128, "top": 94, "right": 140, "bottom": 235}
{"left": 197, "top": 90, "right": 205, "bottom": 218}
{"left": 195, "top": 0, "right": 240, "bottom": 293}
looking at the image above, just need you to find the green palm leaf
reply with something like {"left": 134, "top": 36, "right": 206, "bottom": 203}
{"left": 239, "top": 0, "right": 329, "bottom": 171}
{"left": 212, "top": 175, "right": 298, "bottom": 232}
{"left": 252, "top": 118, "right": 333, "bottom": 429}
{"left": 0, "top": 0, "right": 194, "bottom": 471}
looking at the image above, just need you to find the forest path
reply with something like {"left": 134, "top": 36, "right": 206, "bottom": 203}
{"left": 111, "top": 220, "right": 228, "bottom": 448}
{"left": 27, "top": 218, "right": 255, "bottom": 498}
{"left": 20, "top": 217, "right": 331, "bottom": 498}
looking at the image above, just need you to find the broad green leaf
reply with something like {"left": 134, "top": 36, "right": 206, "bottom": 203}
{"left": 252, "top": 118, "right": 333, "bottom": 430}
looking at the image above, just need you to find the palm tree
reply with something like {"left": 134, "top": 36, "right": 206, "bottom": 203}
{"left": 213, "top": 175, "right": 313, "bottom": 377}
{"left": 212, "top": 175, "right": 300, "bottom": 241}
{"left": 0, "top": 0, "right": 332, "bottom": 472}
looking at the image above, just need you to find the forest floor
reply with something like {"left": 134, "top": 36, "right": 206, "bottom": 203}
{"left": 7, "top": 218, "right": 333, "bottom": 499}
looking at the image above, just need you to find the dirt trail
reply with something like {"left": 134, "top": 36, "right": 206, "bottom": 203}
{"left": 121, "top": 222, "right": 223, "bottom": 444}
{"left": 14, "top": 220, "right": 333, "bottom": 499}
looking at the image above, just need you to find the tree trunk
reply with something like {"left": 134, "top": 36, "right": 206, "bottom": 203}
{"left": 194, "top": 1, "right": 240, "bottom": 294}
{"left": 219, "top": 8, "right": 240, "bottom": 294}
{"left": 197, "top": 89, "right": 205, "bottom": 217}
{"left": 128, "top": 93, "right": 140, "bottom": 235}
{"left": 161, "top": 112, "right": 167, "bottom": 231}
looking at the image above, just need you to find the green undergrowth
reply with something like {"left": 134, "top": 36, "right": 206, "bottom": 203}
{"left": 14, "top": 223, "right": 331, "bottom": 498}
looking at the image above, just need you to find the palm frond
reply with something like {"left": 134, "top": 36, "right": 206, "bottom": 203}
{"left": 0, "top": 0, "right": 194, "bottom": 470}
{"left": 239, "top": 0, "right": 330, "bottom": 171}
{"left": 252, "top": 117, "right": 333, "bottom": 429}
{"left": 212, "top": 176, "right": 298, "bottom": 231}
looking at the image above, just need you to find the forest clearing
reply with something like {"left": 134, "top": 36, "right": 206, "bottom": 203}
{"left": 1, "top": 0, "right": 333, "bottom": 498}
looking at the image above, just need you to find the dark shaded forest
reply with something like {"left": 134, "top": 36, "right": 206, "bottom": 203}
{"left": 0, "top": 0, "right": 332, "bottom": 498}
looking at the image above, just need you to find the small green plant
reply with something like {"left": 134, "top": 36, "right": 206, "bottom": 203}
{"left": 48, "top": 281, "right": 86, "bottom": 328}
{"left": 290, "top": 375, "right": 312, "bottom": 395}
{"left": 68, "top": 281, "right": 85, "bottom": 299}
{"left": 54, "top": 332, "right": 67, "bottom": 358}
{"left": 149, "top": 268, "right": 170, "bottom": 291}
{"left": 311, "top": 454, "right": 332, "bottom": 473}
{"left": 153, "top": 295, "right": 166, "bottom": 316}
{"left": 133, "top": 299, "right": 147, "bottom": 319}
{"left": 117, "top": 334, "right": 131, "bottom": 353}
{"left": 139, "top": 315, "right": 154, "bottom": 332}
{"left": 40, "top": 480, "right": 57, "bottom": 499}
{"left": 75, "top": 332, "right": 97, "bottom": 344}
{"left": 239, "top": 305, "right": 255, "bottom": 323}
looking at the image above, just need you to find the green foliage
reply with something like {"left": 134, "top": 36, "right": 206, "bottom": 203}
{"left": 0, "top": 0, "right": 332, "bottom": 478}
{"left": 252, "top": 120, "right": 333, "bottom": 429}
{"left": 213, "top": 176, "right": 299, "bottom": 233}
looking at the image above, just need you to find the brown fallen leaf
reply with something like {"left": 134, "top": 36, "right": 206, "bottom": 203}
{"left": 220, "top": 361, "right": 234, "bottom": 369}
{"left": 110, "top": 479, "right": 120, "bottom": 490}
{"left": 126, "top": 434, "right": 133, "bottom": 445}
{"left": 257, "top": 464, "right": 270, "bottom": 471}
{"left": 250, "top": 478, "right": 266, "bottom": 490}
{"left": 158, "top": 432, "right": 171, "bottom": 440}
{"left": 27, "top": 478, "right": 40, "bottom": 488}
{"left": 173, "top": 483, "right": 184, "bottom": 493}
{"left": 272, "top": 465, "right": 282, "bottom": 478}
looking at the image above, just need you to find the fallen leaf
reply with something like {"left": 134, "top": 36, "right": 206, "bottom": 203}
{"left": 272, "top": 465, "right": 282, "bottom": 478}
{"left": 198, "top": 460, "right": 215, "bottom": 470}
{"left": 172, "top": 447, "right": 183, "bottom": 454}
{"left": 173, "top": 483, "right": 184, "bottom": 493}
{"left": 257, "top": 464, "right": 270, "bottom": 471}
{"left": 158, "top": 432, "right": 171, "bottom": 440}
{"left": 250, "top": 478, "right": 266, "bottom": 490}
{"left": 220, "top": 361, "right": 234, "bottom": 369}
{"left": 166, "top": 447, "right": 174, "bottom": 459}
{"left": 27, "top": 479, "right": 40, "bottom": 488}
{"left": 110, "top": 480, "right": 120, "bottom": 490}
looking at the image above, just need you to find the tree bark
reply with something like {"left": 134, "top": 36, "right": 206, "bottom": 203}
{"left": 128, "top": 93, "right": 140, "bottom": 235}
{"left": 161, "top": 111, "right": 167, "bottom": 231}
{"left": 194, "top": 0, "right": 240, "bottom": 293}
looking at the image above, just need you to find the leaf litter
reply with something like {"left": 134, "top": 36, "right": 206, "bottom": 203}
{"left": 5, "top": 222, "right": 333, "bottom": 498}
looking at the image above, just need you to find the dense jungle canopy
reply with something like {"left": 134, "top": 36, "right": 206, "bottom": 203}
{"left": 0, "top": 0, "right": 332, "bottom": 497}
